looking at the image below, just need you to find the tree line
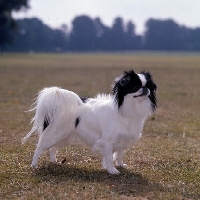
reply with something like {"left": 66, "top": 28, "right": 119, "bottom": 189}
{"left": 1, "top": 0, "right": 200, "bottom": 52}
{"left": 3, "top": 15, "right": 200, "bottom": 52}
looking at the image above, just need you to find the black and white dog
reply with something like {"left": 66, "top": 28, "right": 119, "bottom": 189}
{"left": 22, "top": 70, "right": 157, "bottom": 174}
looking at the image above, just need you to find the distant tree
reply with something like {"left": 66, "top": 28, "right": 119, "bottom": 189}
{"left": 96, "top": 18, "right": 142, "bottom": 51}
{"left": 110, "top": 17, "right": 125, "bottom": 50}
{"left": 189, "top": 28, "right": 200, "bottom": 50}
{"left": 5, "top": 18, "right": 68, "bottom": 52}
{"left": 126, "top": 21, "right": 135, "bottom": 37}
{"left": 93, "top": 17, "right": 105, "bottom": 38}
{"left": 124, "top": 21, "right": 142, "bottom": 50}
{"left": 60, "top": 24, "right": 68, "bottom": 34}
{"left": 0, "top": 0, "right": 29, "bottom": 50}
{"left": 96, "top": 17, "right": 126, "bottom": 51}
{"left": 144, "top": 19, "right": 189, "bottom": 50}
{"left": 69, "top": 15, "right": 96, "bottom": 51}
{"left": 93, "top": 17, "right": 111, "bottom": 50}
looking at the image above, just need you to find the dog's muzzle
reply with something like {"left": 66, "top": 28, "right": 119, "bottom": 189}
{"left": 134, "top": 87, "right": 149, "bottom": 98}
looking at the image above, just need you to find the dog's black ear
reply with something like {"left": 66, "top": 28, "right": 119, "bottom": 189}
{"left": 152, "top": 82, "right": 157, "bottom": 91}
{"left": 120, "top": 76, "right": 130, "bottom": 86}
{"left": 141, "top": 71, "right": 157, "bottom": 91}
{"left": 141, "top": 71, "right": 151, "bottom": 80}
{"left": 119, "top": 70, "right": 135, "bottom": 86}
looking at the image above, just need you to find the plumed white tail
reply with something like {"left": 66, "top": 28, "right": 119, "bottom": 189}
{"left": 22, "top": 87, "right": 83, "bottom": 144}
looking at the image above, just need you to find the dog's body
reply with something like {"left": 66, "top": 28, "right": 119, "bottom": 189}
{"left": 23, "top": 70, "right": 157, "bottom": 174}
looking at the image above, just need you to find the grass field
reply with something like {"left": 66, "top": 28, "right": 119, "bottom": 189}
{"left": 0, "top": 53, "right": 200, "bottom": 199}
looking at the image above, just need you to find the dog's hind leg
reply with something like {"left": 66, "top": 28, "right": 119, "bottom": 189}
{"left": 49, "top": 147, "right": 58, "bottom": 163}
{"left": 31, "top": 132, "right": 60, "bottom": 168}
{"left": 49, "top": 138, "right": 71, "bottom": 163}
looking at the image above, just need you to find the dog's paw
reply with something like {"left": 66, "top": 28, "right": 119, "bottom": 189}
{"left": 31, "top": 163, "right": 38, "bottom": 168}
{"left": 107, "top": 167, "right": 120, "bottom": 175}
{"left": 115, "top": 161, "right": 127, "bottom": 168}
{"left": 119, "top": 163, "right": 128, "bottom": 168}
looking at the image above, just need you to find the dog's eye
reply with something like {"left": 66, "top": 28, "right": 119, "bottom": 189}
{"left": 120, "top": 77, "right": 130, "bottom": 86}
{"left": 133, "top": 86, "right": 140, "bottom": 91}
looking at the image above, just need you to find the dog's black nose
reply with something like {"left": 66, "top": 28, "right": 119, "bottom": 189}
{"left": 142, "top": 86, "right": 148, "bottom": 95}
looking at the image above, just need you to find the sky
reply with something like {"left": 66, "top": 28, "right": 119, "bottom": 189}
{"left": 13, "top": 0, "right": 200, "bottom": 34}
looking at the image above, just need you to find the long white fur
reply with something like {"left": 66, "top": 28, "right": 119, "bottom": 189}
{"left": 23, "top": 83, "right": 153, "bottom": 174}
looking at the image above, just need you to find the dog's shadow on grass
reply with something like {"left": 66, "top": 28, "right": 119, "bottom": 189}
{"left": 34, "top": 162, "right": 163, "bottom": 196}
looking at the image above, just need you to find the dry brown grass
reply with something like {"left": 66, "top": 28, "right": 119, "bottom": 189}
{"left": 0, "top": 53, "right": 200, "bottom": 199}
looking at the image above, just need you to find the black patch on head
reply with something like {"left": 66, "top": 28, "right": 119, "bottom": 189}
{"left": 141, "top": 71, "right": 157, "bottom": 112}
{"left": 80, "top": 97, "right": 89, "bottom": 103}
{"left": 43, "top": 117, "right": 50, "bottom": 131}
{"left": 112, "top": 70, "right": 143, "bottom": 108}
{"left": 75, "top": 117, "right": 80, "bottom": 128}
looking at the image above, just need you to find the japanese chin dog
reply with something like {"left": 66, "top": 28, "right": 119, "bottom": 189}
{"left": 22, "top": 70, "right": 157, "bottom": 174}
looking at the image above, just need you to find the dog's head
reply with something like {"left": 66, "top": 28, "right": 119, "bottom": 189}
{"left": 112, "top": 70, "right": 157, "bottom": 111}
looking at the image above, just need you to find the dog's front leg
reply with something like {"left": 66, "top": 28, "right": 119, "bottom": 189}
{"left": 92, "top": 139, "right": 119, "bottom": 174}
{"left": 101, "top": 146, "right": 119, "bottom": 174}
{"left": 113, "top": 150, "right": 127, "bottom": 167}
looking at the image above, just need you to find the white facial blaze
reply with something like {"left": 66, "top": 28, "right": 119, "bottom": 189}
{"left": 137, "top": 74, "right": 147, "bottom": 87}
